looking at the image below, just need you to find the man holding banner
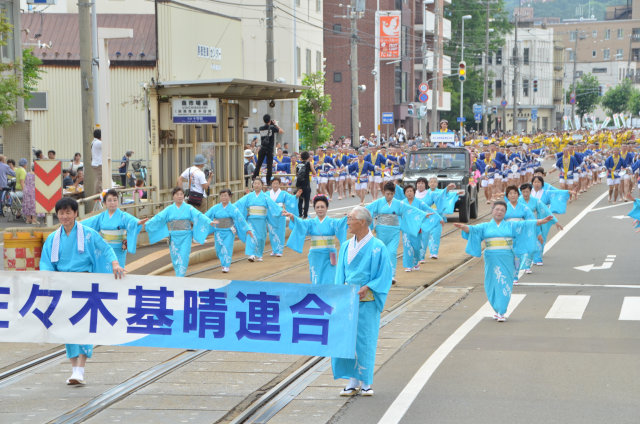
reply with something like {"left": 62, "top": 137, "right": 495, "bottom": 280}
{"left": 40, "top": 197, "right": 124, "bottom": 385}
{"left": 332, "top": 206, "right": 392, "bottom": 397}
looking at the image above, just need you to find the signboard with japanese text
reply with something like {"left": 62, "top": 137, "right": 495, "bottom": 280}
{"left": 0, "top": 272, "right": 359, "bottom": 358}
{"left": 430, "top": 132, "right": 456, "bottom": 145}
{"left": 378, "top": 12, "right": 401, "bottom": 59}
{"left": 172, "top": 98, "right": 217, "bottom": 124}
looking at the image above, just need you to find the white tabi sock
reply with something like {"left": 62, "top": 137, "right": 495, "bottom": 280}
{"left": 72, "top": 367, "right": 79, "bottom": 374}
{"left": 78, "top": 367, "right": 85, "bottom": 378}
{"left": 348, "top": 378, "right": 359, "bottom": 389}
{"left": 361, "top": 383, "right": 371, "bottom": 391}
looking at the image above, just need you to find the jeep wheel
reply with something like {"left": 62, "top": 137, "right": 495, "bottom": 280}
{"left": 469, "top": 189, "right": 478, "bottom": 219}
{"left": 458, "top": 194, "right": 470, "bottom": 223}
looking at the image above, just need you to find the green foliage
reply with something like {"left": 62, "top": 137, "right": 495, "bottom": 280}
{"left": 627, "top": 90, "right": 640, "bottom": 116}
{"left": 566, "top": 73, "right": 600, "bottom": 115}
{"left": 0, "top": 12, "right": 44, "bottom": 127}
{"left": 601, "top": 79, "right": 637, "bottom": 114}
{"left": 442, "top": 0, "right": 512, "bottom": 130}
{"left": 298, "top": 72, "right": 334, "bottom": 150}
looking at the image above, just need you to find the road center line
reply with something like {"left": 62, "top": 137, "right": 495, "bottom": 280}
{"left": 377, "top": 295, "right": 526, "bottom": 424}
{"left": 516, "top": 282, "right": 640, "bottom": 289}
{"left": 589, "top": 202, "right": 629, "bottom": 212}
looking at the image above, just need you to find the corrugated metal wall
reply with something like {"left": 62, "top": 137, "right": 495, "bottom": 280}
{"left": 25, "top": 65, "right": 154, "bottom": 169}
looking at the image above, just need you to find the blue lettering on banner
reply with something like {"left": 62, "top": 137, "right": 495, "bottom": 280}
{"left": 0, "top": 286, "right": 9, "bottom": 329}
{"left": 236, "top": 291, "right": 281, "bottom": 341}
{"left": 127, "top": 286, "right": 175, "bottom": 335}
{"left": 0, "top": 273, "right": 359, "bottom": 358}
{"left": 183, "top": 289, "right": 227, "bottom": 338}
{"left": 70, "top": 283, "right": 118, "bottom": 333}
{"left": 18, "top": 284, "right": 62, "bottom": 328}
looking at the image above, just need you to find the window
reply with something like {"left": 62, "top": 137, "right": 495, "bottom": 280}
{"left": 523, "top": 79, "right": 529, "bottom": 97}
{"left": 402, "top": 71, "right": 408, "bottom": 103}
{"left": 316, "top": 51, "right": 322, "bottom": 73}
{"left": 568, "top": 50, "right": 575, "bottom": 62}
{"left": 495, "top": 80, "right": 502, "bottom": 98}
{"left": 618, "top": 28, "right": 624, "bottom": 39}
{"left": 25, "top": 92, "right": 48, "bottom": 110}
{"left": 633, "top": 28, "right": 640, "bottom": 41}
{"left": 523, "top": 48, "right": 529, "bottom": 65}
{"left": 306, "top": 48, "right": 311, "bottom": 75}
{"left": 605, "top": 29, "right": 610, "bottom": 40}
{"left": 296, "top": 47, "right": 301, "bottom": 77}
{"left": 333, "top": 72, "right": 342, "bottom": 83}
{"left": 617, "top": 48, "right": 624, "bottom": 59}
{"left": 592, "top": 67, "right": 607, "bottom": 73}
{"left": 402, "top": 25, "right": 409, "bottom": 56}
{"left": 603, "top": 49, "right": 610, "bottom": 60}
{"left": 569, "top": 31, "right": 577, "bottom": 41}
{"left": 332, "top": 24, "right": 342, "bottom": 34}
{"left": 316, "top": 0, "right": 321, "bottom": 12}
{"left": 599, "top": 86, "right": 603, "bottom": 96}
{"left": 0, "top": 3, "right": 15, "bottom": 62}
{"left": 394, "top": 65, "right": 402, "bottom": 104}
{"left": 592, "top": 50, "right": 597, "bottom": 58}
{"left": 496, "top": 49, "right": 502, "bottom": 65}
{"left": 592, "top": 30, "right": 597, "bottom": 38}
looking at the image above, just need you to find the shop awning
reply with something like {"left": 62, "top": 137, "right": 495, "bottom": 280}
{"left": 155, "top": 78, "right": 307, "bottom": 99}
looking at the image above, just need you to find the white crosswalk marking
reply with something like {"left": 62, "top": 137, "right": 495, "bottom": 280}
{"left": 545, "top": 295, "right": 591, "bottom": 319}
{"left": 618, "top": 297, "right": 640, "bottom": 321}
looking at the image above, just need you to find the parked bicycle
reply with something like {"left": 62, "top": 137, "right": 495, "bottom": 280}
{"left": 1, "top": 179, "right": 25, "bottom": 222}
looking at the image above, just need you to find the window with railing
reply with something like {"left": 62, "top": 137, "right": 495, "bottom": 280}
{"left": 618, "top": 28, "right": 624, "bottom": 39}
{"left": 633, "top": 28, "right": 640, "bottom": 41}
{"left": 616, "top": 48, "right": 623, "bottom": 59}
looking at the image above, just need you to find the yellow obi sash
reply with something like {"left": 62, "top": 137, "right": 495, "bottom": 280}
{"left": 248, "top": 206, "right": 267, "bottom": 216}
{"left": 100, "top": 229, "right": 126, "bottom": 243}
{"left": 484, "top": 237, "right": 513, "bottom": 250}
{"left": 310, "top": 235, "right": 336, "bottom": 250}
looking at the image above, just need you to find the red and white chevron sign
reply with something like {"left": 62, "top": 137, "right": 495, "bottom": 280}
{"left": 35, "top": 160, "right": 62, "bottom": 214}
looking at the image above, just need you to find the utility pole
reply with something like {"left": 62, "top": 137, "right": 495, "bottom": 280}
{"left": 501, "top": 66, "right": 506, "bottom": 135}
{"left": 430, "top": 0, "right": 440, "bottom": 134}
{"left": 460, "top": 15, "right": 471, "bottom": 141}
{"left": 482, "top": 0, "right": 490, "bottom": 134}
{"left": 79, "top": 0, "right": 96, "bottom": 195}
{"left": 512, "top": 13, "right": 518, "bottom": 134}
{"left": 350, "top": 0, "right": 360, "bottom": 146}
{"left": 571, "top": 30, "right": 578, "bottom": 118}
{"left": 266, "top": 0, "right": 275, "bottom": 82}
{"left": 421, "top": 2, "right": 427, "bottom": 137}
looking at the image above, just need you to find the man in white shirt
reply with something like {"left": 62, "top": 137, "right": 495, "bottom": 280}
{"left": 178, "top": 154, "right": 212, "bottom": 212}
{"left": 396, "top": 124, "right": 407, "bottom": 143}
{"left": 91, "top": 129, "right": 102, "bottom": 193}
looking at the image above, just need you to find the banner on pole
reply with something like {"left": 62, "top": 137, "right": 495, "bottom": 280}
{"left": 0, "top": 272, "right": 359, "bottom": 358}
{"left": 378, "top": 12, "right": 401, "bottom": 59}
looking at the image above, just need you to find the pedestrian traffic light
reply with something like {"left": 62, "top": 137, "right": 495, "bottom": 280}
{"left": 458, "top": 61, "right": 466, "bottom": 82}
{"left": 533, "top": 79, "right": 538, "bottom": 92}
{"left": 407, "top": 103, "right": 414, "bottom": 116}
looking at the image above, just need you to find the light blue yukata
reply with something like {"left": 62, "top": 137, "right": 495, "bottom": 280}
{"left": 521, "top": 194, "right": 558, "bottom": 265}
{"left": 234, "top": 191, "right": 282, "bottom": 258}
{"left": 82, "top": 209, "right": 142, "bottom": 269}
{"left": 332, "top": 233, "right": 392, "bottom": 385}
{"left": 205, "top": 202, "right": 251, "bottom": 268}
{"left": 417, "top": 188, "right": 458, "bottom": 256}
{"left": 286, "top": 215, "right": 348, "bottom": 285}
{"left": 462, "top": 219, "right": 538, "bottom": 315}
{"left": 628, "top": 199, "right": 640, "bottom": 228}
{"left": 366, "top": 197, "right": 427, "bottom": 277}
{"left": 400, "top": 197, "right": 442, "bottom": 269}
{"left": 266, "top": 189, "right": 299, "bottom": 255}
{"left": 40, "top": 221, "right": 118, "bottom": 359}
{"left": 144, "top": 202, "right": 212, "bottom": 277}
{"left": 504, "top": 200, "right": 536, "bottom": 276}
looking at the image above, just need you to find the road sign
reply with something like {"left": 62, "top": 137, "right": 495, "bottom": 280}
{"left": 419, "top": 93, "right": 429, "bottom": 103}
{"left": 501, "top": 100, "right": 507, "bottom": 107}
{"left": 382, "top": 112, "right": 394, "bottom": 124}
{"left": 569, "top": 97, "right": 576, "bottom": 105}
{"left": 472, "top": 104, "right": 482, "bottom": 114}
{"left": 456, "top": 117, "right": 466, "bottom": 122}
{"left": 35, "top": 160, "right": 62, "bottom": 214}
{"left": 531, "top": 108, "right": 538, "bottom": 121}
{"left": 418, "top": 82, "right": 429, "bottom": 93}
{"left": 474, "top": 113, "right": 482, "bottom": 122}
{"left": 419, "top": 105, "right": 427, "bottom": 118}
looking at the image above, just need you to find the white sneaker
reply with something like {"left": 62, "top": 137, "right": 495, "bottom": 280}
{"left": 248, "top": 255, "right": 256, "bottom": 262}
{"left": 256, "top": 257, "right": 263, "bottom": 262}
{"left": 66, "top": 372, "right": 85, "bottom": 385}
{"left": 221, "top": 267, "right": 229, "bottom": 273}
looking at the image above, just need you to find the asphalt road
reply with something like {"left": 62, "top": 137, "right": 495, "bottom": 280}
{"left": 332, "top": 188, "right": 640, "bottom": 424}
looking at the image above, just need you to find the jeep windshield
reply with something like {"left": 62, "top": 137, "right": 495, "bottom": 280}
{"left": 407, "top": 152, "right": 467, "bottom": 171}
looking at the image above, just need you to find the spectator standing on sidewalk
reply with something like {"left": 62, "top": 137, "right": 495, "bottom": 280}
{"left": 118, "top": 151, "right": 133, "bottom": 187}
{"left": 70, "top": 152, "right": 83, "bottom": 173}
{"left": 91, "top": 129, "right": 103, "bottom": 193}
{"left": 295, "top": 151, "right": 316, "bottom": 218}
{"left": 252, "top": 114, "right": 283, "bottom": 185}
{"left": 178, "top": 154, "right": 212, "bottom": 213}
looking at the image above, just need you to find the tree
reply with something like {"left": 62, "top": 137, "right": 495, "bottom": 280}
{"left": 0, "top": 11, "right": 43, "bottom": 128}
{"left": 298, "top": 72, "right": 334, "bottom": 150}
{"left": 601, "top": 79, "right": 637, "bottom": 114}
{"left": 566, "top": 73, "right": 600, "bottom": 116}
{"left": 627, "top": 89, "right": 640, "bottom": 116}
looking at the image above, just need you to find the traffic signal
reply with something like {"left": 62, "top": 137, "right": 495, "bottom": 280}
{"left": 458, "top": 61, "right": 466, "bottom": 82}
{"left": 407, "top": 103, "right": 414, "bottom": 116}
{"left": 533, "top": 79, "right": 538, "bottom": 92}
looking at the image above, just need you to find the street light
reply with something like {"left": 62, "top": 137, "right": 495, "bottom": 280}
{"left": 460, "top": 14, "right": 472, "bottom": 141}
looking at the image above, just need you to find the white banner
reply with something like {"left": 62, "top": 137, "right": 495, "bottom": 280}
{"left": 430, "top": 132, "right": 456, "bottom": 145}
